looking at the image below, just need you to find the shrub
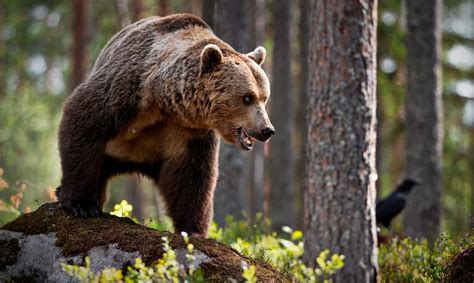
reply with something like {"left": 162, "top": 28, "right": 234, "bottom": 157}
{"left": 379, "top": 233, "right": 474, "bottom": 282}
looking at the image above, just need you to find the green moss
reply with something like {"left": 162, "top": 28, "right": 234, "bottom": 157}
{"left": 1, "top": 202, "right": 290, "bottom": 282}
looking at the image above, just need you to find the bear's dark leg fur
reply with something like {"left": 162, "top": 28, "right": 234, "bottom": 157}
{"left": 98, "top": 156, "right": 165, "bottom": 208}
{"left": 157, "top": 131, "right": 219, "bottom": 237}
{"left": 57, "top": 119, "right": 106, "bottom": 217}
{"left": 57, "top": 81, "right": 140, "bottom": 217}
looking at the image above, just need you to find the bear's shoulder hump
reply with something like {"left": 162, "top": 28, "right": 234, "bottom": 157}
{"left": 156, "top": 13, "right": 210, "bottom": 34}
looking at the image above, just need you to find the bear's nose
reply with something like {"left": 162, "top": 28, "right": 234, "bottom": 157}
{"left": 261, "top": 127, "right": 275, "bottom": 141}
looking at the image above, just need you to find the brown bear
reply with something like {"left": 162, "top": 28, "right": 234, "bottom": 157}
{"left": 56, "top": 14, "right": 274, "bottom": 236}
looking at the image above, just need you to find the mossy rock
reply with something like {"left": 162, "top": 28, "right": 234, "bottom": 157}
{"left": 0, "top": 202, "right": 289, "bottom": 282}
{"left": 445, "top": 245, "right": 474, "bottom": 283}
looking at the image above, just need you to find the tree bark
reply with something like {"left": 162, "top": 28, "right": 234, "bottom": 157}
{"left": 201, "top": 0, "right": 215, "bottom": 29}
{"left": 403, "top": 0, "right": 443, "bottom": 243}
{"left": 156, "top": 0, "right": 171, "bottom": 17}
{"left": 213, "top": 0, "right": 253, "bottom": 226}
{"left": 71, "top": 0, "right": 90, "bottom": 90}
{"left": 295, "top": 0, "right": 310, "bottom": 229}
{"left": 303, "top": 0, "right": 378, "bottom": 281}
{"left": 470, "top": 128, "right": 474, "bottom": 223}
{"left": 116, "top": 0, "right": 131, "bottom": 28}
{"left": 244, "top": 0, "right": 257, "bottom": 219}
{"left": 244, "top": 0, "right": 265, "bottom": 221}
{"left": 191, "top": 0, "right": 203, "bottom": 18}
{"left": 124, "top": 176, "right": 145, "bottom": 220}
{"left": 268, "top": 0, "right": 295, "bottom": 230}
{"left": 0, "top": 3, "right": 5, "bottom": 101}
{"left": 132, "top": 0, "right": 145, "bottom": 21}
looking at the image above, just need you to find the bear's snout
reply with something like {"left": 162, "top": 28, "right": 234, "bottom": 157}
{"left": 249, "top": 125, "right": 274, "bottom": 142}
{"left": 260, "top": 127, "right": 275, "bottom": 142}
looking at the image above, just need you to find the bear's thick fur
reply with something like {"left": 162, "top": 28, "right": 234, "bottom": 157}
{"left": 57, "top": 14, "right": 273, "bottom": 236}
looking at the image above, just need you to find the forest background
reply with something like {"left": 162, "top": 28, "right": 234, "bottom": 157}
{"left": 0, "top": 0, "right": 472, "bottom": 239}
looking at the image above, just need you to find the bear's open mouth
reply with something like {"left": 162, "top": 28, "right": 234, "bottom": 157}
{"left": 237, "top": 128, "right": 255, "bottom": 151}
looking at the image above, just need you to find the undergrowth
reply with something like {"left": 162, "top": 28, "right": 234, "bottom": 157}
{"left": 61, "top": 200, "right": 345, "bottom": 282}
{"left": 2, "top": 169, "right": 471, "bottom": 282}
{"left": 378, "top": 232, "right": 473, "bottom": 282}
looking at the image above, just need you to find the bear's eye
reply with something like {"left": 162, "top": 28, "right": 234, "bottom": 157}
{"left": 243, "top": 95, "right": 254, "bottom": 105}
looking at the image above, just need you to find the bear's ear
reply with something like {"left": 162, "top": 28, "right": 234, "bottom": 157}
{"left": 200, "top": 44, "right": 223, "bottom": 74}
{"left": 247, "top": 46, "right": 266, "bottom": 65}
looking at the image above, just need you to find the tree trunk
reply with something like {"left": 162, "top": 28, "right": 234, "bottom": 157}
{"left": 295, "top": 0, "right": 310, "bottom": 229}
{"left": 213, "top": 0, "right": 253, "bottom": 226}
{"left": 201, "top": 0, "right": 215, "bottom": 29}
{"left": 0, "top": 3, "right": 5, "bottom": 101}
{"left": 375, "top": 97, "right": 384, "bottom": 202}
{"left": 116, "top": 0, "right": 131, "bottom": 28}
{"left": 470, "top": 128, "right": 474, "bottom": 222}
{"left": 403, "top": 0, "right": 443, "bottom": 243}
{"left": 156, "top": 0, "right": 171, "bottom": 17}
{"left": 71, "top": 0, "right": 90, "bottom": 90}
{"left": 192, "top": 0, "right": 203, "bottom": 18}
{"left": 132, "top": 0, "right": 145, "bottom": 21}
{"left": 244, "top": 0, "right": 266, "bottom": 221}
{"left": 125, "top": 175, "right": 144, "bottom": 220}
{"left": 244, "top": 0, "right": 257, "bottom": 219}
{"left": 268, "top": 0, "right": 294, "bottom": 230}
{"left": 303, "top": 0, "right": 378, "bottom": 281}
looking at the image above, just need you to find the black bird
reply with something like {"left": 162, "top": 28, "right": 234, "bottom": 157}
{"left": 376, "top": 178, "right": 420, "bottom": 228}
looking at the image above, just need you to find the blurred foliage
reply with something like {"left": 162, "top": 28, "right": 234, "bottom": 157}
{"left": 0, "top": 0, "right": 472, "bottom": 236}
{"left": 376, "top": 0, "right": 473, "bottom": 236}
{"left": 379, "top": 233, "right": 474, "bottom": 282}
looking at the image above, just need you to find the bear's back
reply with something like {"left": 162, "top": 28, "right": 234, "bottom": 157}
{"left": 91, "top": 14, "right": 211, "bottom": 75}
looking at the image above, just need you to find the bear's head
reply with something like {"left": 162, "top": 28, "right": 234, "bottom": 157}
{"left": 200, "top": 44, "right": 274, "bottom": 151}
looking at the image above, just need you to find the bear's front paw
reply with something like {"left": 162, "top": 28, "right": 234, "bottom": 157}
{"left": 61, "top": 199, "right": 102, "bottom": 218}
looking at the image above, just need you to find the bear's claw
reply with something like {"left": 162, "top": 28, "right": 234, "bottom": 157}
{"left": 63, "top": 200, "right": 102, "bottom": 218}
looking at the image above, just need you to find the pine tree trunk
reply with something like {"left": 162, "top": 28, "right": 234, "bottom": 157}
{"left": 247, "top": 0, "right": 266, "bottom": 220}
{"left": 303, "top": 0, "right": 378, "bottom": 281}
{"left": 192, "top": 0, "right": 203, "bottom": 18}
{"left": 213, "top": 0, "right": 253, "bottom": 225}
{"left": 470, "top": 129, "right": 474, "bottom": 220}
{"left": 125, "top": 175, "right": 145, "bottom": 220}
{"left": 268, "top": 0, "right": 295, "bottom": 230}
{"left": 71, "top": 0, "right": 90, "bottom": 90}
{"left": 115, "top": 0, "right": 131, "bottom": 28}
{"left": 201, "top": 0, "right": 215, "bottom": 29}
{"left": 253, "top": 0, "right": 266, "bottom": 219}
{"left": 133, "top": 0, "right": 145, "bottom": 21}
{"left": 295, "top": 0, "right": 310, "bottom": 229}
{"left": 244, "top": 0, "right": 257, "bottom": 219}
{"left": 243, "top": 0, "right": 267, "bottom": 221}
{"left": 156, "top": 0, "right": 170, "bottom": 17}
{"left": 0, "top": 3, "right": 5, "bottom": 101}
{"left": 403, "top": 0, "right": 443, "bottom": 242}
